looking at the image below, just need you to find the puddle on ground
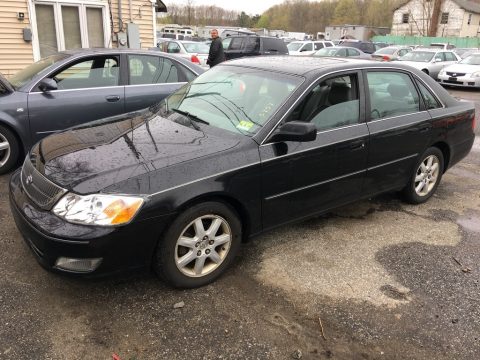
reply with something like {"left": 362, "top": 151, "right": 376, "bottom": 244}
{"left": 457, "top": 210, "right": 480, "bottom": 234}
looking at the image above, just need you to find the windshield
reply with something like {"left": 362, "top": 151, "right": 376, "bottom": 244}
{"left": 163, "top": 66, "right": 303, "bottom": 136}
{"left": 9, "top": 54, "right": 67, "bottom": 89}
{"left": 314, "top": 48, "right": 339, "bottom": 57}
{"left": 374, "top": 47, "right": 397, "bottom": 55}
{"left": 183, "top": 42, "right": 210, "bottom": 54}
{"left": 398, "top": 51, "right": 434, "bottom": 62}
{"left": 287, "top": 42, "right": 304, "bottom": 51}
{"left": 460, "top": 54, "right": 480, "bottom": 65}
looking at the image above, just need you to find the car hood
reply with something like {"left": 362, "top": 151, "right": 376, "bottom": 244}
{"left": 29, "top": 111, "right": 242, "bottom": 194}
{"left": 0, "top": 73, "right": 14, "bottom": 93}
{"left": 442, "top": 63, "right": 480, "bottom": 74}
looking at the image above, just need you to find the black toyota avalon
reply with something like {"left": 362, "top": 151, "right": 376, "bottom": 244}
{"left": 10, "top": 57, "right": 476, "bottom": 288}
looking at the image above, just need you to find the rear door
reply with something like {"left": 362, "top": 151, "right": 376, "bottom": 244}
{"left": 124, "top": 54, "right": 192, "bottom": 112}
{"left": 363, "top": 70, "right": 432, "bottom": 195}
{"left": 27, "top": 55, "right": 124, "bottom": 143}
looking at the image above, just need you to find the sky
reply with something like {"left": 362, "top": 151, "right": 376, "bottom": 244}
{"left": 167, "top": 0, "right": 284, "bottom": 15}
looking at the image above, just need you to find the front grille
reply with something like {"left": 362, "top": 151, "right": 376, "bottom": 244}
{"left": 444, "top": 80, "right": 463, "bottom": 84}
{"left": 21, "top": 157, "right": 67, "bottom": 210}
{"left": 446, "top": 72, "right": 466, "bottom": 77}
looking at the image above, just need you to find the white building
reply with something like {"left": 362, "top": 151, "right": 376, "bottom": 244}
{"left": 392, "top": 0, "right": 480, "bottom": 37}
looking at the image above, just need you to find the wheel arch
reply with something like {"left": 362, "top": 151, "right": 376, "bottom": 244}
{"left": 0, "top": 119, "right": 25, "bottom": 162}
{"left": 176, "top": 192, "right": 253, "bottom": 242}
{"left": 431, "top": 141, "right": 451, "bottom": 172}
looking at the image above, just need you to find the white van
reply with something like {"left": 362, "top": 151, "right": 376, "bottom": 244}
{"left": 287, "top": 40, "right": 335, "bottom": 56}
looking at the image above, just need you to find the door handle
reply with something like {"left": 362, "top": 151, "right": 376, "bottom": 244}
{"left": 339, "top": 140, "right": 365, "bottom": 151}
{"left": 105, "top": 95, "right": 120, "bottom": 102}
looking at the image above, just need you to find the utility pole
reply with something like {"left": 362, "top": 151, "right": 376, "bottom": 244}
{"left": 428, "top": 0, "right": 442, "bottom": 36}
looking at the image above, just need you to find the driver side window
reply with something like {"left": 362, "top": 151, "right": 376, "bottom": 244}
{"left": 50, "top": 56, "right": 119, "bottom": 90}
{"left": 287, "top": 74, "right": 360, "bottom": 131}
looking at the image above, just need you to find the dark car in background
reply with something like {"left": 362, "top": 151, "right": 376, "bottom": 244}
{"left": 10, "top": 57, "right": 475, "bottom": 288}
{"left": 339, "top": 40, "right": 376, "bottom": 54}
{"left": 222, "top": 35, "right": 289, "bottom": 60}
{"left": 0, "top": 49, "right": 204, "bottom": 174}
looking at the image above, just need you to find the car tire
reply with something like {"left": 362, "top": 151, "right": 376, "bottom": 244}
{"left": 402, "top": 147, "right": 444, "bottom": 204}
{"left": 154, "top": 201, "right": 242, "bottom": 288}
{"left": 422, "top": 69, "right": 429, "bottom": 75}
{"left": 0, "top": 124, "right": 20, "bottom": 175}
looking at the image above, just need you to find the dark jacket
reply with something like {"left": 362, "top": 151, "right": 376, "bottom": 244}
{"left": 207, "top": 37, "right": 225, "bottom": 67}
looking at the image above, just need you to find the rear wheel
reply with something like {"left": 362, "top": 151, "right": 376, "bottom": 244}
{"left": 422, "top": 69, "right": 429, "bottom": 75}
{"left": 0, "top": 124, "right": 20, "bottom": 175}
{"left": 402, "top": 147, "right": 444, "bottom": 204}
{"left": 154, "top": 201, "right": 242, "bottom": 288}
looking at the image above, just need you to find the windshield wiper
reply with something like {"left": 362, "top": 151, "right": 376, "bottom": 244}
{"left": 171, "top": 108, "right": 209, "bottom": 130}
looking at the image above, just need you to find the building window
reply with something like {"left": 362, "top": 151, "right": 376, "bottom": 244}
{"left": 441, "top": 12, "right": 449, "bottom": 24}
{"left": 34, "top": 1, "right": 108, "bottom": 58}
{"left": 402, "top": 13, "right": 409, "bottom": 24}
{"left": 468, "top": 13, "right": 473, "bottom": 25}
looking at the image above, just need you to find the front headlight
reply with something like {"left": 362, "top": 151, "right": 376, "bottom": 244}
{"left": 471, "top": 71, "right": 480, "bottom": 78}
{"left": 53, "top": 193, "right": 144, "bottom": 226}
{"left": 438, "top": 69, "right": 446, "bottom": 76}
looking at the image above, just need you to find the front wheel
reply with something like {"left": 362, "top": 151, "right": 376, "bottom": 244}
{"left": 154, "top": 201, "right": 242, "bottom": 288}
{"left": 402, "top": 147, "right": 444, "bottom": 204}
{"left": 0, "top": 124, "right": 20, "bottom": 175}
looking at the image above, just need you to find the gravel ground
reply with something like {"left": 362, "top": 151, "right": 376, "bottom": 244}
{"left": 0, "top": 89, "right": 479, "bottom": 360}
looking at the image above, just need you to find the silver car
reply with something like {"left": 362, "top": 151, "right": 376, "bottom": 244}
{"left": 438, "top": 53, "right": 480, "bottom": 88}
{"left": 312, "top": 46, "right": 372, "bottom": 59}
{"left": 371, "top": 46, "right": 412, "bottom": 61}
{"left": 395, "top": 49, "right": 460, "bottom": 78}
{"left": 161, "top": 40, "right": 210, "bottom": 68}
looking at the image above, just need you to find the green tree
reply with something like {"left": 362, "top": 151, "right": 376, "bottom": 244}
{"left": 256, "top": 14, "right": 270, "bottom": 28}
{"left": 333, "top": 0, "right": 360, "bottom": 25}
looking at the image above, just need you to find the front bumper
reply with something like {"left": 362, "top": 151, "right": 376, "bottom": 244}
{"left": 437, "top": 74, "right": 480, "bottom": 87}
{"left": 9, "top": 170, "right": 175, "bottom": 277}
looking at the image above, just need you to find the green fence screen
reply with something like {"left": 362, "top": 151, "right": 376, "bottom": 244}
{"left": 371, "top": 35, "right": 480, "bottom": 48}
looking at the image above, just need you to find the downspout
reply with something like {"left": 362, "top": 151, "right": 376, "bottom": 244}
{"left": 118, "top": 0, "right": 123, "bottom": 31}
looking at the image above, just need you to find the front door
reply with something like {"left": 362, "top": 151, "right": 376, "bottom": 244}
{"left": 27, "top": 55, "right": 124, "bottom": 144}
{"left": 260, "top": 72, "right": 369, "bottom": 230}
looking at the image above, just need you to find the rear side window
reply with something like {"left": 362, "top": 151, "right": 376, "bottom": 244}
{"left": 444, "top": 52, "right": 456, "bottom": 61}
{"left": 367, "top": 71, "right": 420, "bottom": 119}
{"left": 128, "top": 55, "right": 179, "bottom": 85}
{"left": 416, "top": 80, "right": 442, "bottom": 109}
{"left": 347, "top": 49, "right": 360, "bottom": 57}
{"left": 262, "top": 38, "right": 287, "bottom": 53}
{"left": 325, "top": 42, "right": 333, "bottom": 47}
{"left": 229, "top": 37, "right": 244, "bottom": 51}
{"left": 314, "top": 42, "right": 324, "bottom": 50}
{"left": 244, "top": 37, "right": 260, "bottom": 52}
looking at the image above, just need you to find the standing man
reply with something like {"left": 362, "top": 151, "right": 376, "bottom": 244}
{"left": 206, "top": 29, "right": 225, "bottom": 68}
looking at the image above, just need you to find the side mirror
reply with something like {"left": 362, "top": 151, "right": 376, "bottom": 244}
{"left": 269, "top": 121, "right": 317, "bottom": 143}
{"left": 38, "top": 78, "right": 57, "bottom": 92}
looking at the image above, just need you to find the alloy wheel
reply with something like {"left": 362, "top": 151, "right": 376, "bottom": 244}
{"left": 414, "top": 155, "right": 440, "bottom": 197}
{"left": 174, "top": 215, "right": 232, "bottom": 277}
{"left": 0, "top": 133, "right": 11, "bottom": 167}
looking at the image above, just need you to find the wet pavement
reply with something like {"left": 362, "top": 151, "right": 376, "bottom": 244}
{"left": 0, "top": 88, "right": 479, "bottom": 359}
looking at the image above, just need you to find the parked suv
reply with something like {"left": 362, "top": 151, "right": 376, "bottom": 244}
{"left": 222, "top": 36, "right": 289, "bottom": 60}
{"left": 287, "top": 40, "right": 335, "bottom": 56}
{"left": 339, "top": 40, "right": 376, "bottom": 54}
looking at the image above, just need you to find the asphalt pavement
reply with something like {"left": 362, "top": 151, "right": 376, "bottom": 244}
{"left": 0, "top": 88, "right": 479, "bottom": 360}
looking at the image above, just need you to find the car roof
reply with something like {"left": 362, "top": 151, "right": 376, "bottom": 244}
{"left": 221, "top": 56, "right": 419, "bottom": 77}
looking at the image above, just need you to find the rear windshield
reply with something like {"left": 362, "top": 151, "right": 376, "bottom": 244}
{"left": 375, "top": 48, "right": 397, "bottom": 55}
{"left": 183, "top": 42, "right": 210, "bottom": 54}
{"left": 287, "top": 42, "right": 304, "bottom": 51}
{"left": 398, "top": 51, "right": 434, "bottom": 62}
{"left": 9, "top": 54, "right": 67, "bottom": 89}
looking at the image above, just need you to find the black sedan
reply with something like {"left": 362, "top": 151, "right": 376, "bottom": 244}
{"left": 10, "top": 57, "right": 476, "bottom": 288}
{"left": 0, "top": 49, "right": 204, "bottom": 174}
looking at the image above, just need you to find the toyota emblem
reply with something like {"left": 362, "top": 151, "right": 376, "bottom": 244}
{"left": 26, "top": 175, "right": 33, "bottom": 185}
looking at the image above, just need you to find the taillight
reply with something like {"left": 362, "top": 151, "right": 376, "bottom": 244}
{"left": 382, "top": 55, "right": 390, "bottom": 61}
{"left": 191, "top": 55, "right": 200, "bottom": 64}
